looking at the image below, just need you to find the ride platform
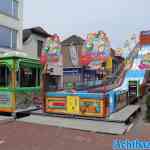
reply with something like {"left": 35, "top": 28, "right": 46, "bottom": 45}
{"left": 18, "top": 114, "right": 129, "bottom": 135}
{"left": 17, "top": 105, "right": 141, "bottom": 135}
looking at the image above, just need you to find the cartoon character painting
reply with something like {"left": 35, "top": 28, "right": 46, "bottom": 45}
{"left": 80, "top": 31, "right": 111, "bottom": 69}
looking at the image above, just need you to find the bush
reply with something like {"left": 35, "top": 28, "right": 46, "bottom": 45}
{"left": 145, "top": 95, "right": 150, "bottom": 122}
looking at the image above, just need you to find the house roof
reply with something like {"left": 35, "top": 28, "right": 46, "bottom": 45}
{"left": 61, "top": 35, "right": 85, "bottom": 46}
{"left": 23, "top": 27, "right": 51, "bottom": 42}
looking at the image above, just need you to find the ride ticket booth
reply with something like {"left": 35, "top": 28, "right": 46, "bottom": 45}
{"left": 0, "top": 52, "right": 42, "bottom": 115}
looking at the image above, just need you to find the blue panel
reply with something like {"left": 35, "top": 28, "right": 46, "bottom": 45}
{"left": 77, "top": 90, "right": 88, "bottom": 93}
{"left": 108, "top": 91, "right": 116, "bottom": 113}
{"left": 46, "top": 92, "right": 105, "bottom": 99}
{"left": 126, "top": 70, "right": 145, "bottom": 78}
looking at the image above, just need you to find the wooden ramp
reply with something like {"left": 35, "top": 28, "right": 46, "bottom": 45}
{"left": 107, "top": 105, "right": 141, "bottom": 123}
{"left": 18, "top": 115, "right": 129, "bottom": 135}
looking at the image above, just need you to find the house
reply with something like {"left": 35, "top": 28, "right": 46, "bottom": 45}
{"left": 61, "top": 34, "right": 123, "bottom": 85}
{"left": 61, "top": 35, "right": 85, "bottom": 84}
{"left": 0, "top": 0, "right": 23, "bottom": 53}
{"left": 23, "top": 26, "right": 51, "bottom": 58}
{"left": 23, "top": 27, "right": 64, "bottom": 88}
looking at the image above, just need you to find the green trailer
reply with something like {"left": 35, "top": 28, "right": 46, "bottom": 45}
{"left": 0, "top": 52, "right": 42, "bottom": 114}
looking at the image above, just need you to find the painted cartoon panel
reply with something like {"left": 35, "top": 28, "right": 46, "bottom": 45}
{"left": 80, "top": 31, "right": 111, "bottom": 70}
{"left": 80, "top": 99, "right": 101, "bottom": 114}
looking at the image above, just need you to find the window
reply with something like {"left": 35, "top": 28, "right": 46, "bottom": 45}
{"left": 0, "top": 26, "right": 11, "bottom": 48}
{"left": 44, "top": 74, "right": 58, "bottom": 91}
{"left": 20, "top": 67, "right": 36, "bottom": 87}
{"left": 0, "top": 65, "right": 11, "bottom": 87}
{"left": 37, "top": 40, "right": 43, "bottom": 57}
{"left": 0, "top": 26, "right": 17, "bottom": 49}
{"left": 0, "top": 0, "right": 18, "bottom": 18}
{"left": 12, "top": 30, "right": 17, "bottom": 49}
{"left": 12, "top": 0, "right": 18, "bottom": 18}
{"left": 0, "top": 0, "right": 12, "bottom": 16}
{"left": 16, "top": 64, "right": 41, "bottom": 87}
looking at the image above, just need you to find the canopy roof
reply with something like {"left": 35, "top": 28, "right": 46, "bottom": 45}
{"left": 0, "top": 51, "right": 41, "bottom": 70}
{"left": 0, "top": 51, "right": 39, "bottom": 61}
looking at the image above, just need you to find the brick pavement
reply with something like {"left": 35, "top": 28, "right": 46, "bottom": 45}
{"left": 0, "top": 121, "right": 149, "bottom": 150}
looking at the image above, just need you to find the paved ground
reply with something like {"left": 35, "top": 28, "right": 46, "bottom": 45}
{"left": 128, "top": 96, "right": 149, "bottom": 136}
{"left": 0, "top": 98, "right": 149, "bottom": 150}
{"left": 0, "top": 120, "right": 149, "bottom": 150}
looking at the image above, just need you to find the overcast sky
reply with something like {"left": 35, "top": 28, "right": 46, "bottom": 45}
{"left": 23, "top": 0, "right": 150, "bottom": 48}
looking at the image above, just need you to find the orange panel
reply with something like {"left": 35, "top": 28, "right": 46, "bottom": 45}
{"left": 100, "top": 100, "right": 107, "bottom": 118}
{"left": 140, "top": 36, "right": 150, "bottom": 45}
{"left": 46, "top": 108, "right": 65, "bottom": 113}
{"left": 0, "top": 108, "right": 13, "bottom": 113}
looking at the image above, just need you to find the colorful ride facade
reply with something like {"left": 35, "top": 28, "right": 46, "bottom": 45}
{"left": 41, "top": 31, "right": 148, "bottom": 118}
